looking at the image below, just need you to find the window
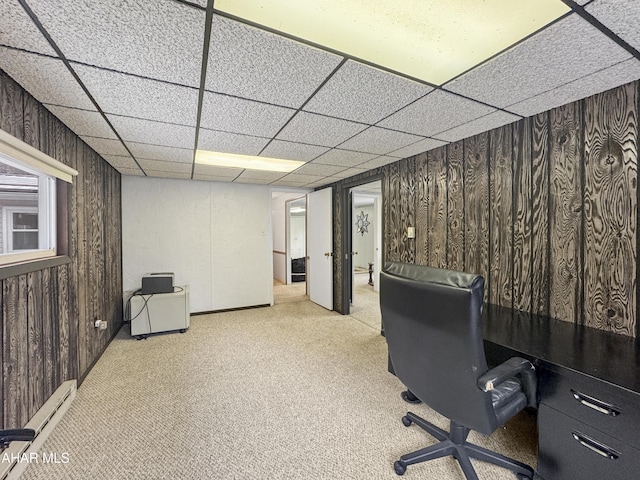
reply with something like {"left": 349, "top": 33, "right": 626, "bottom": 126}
{"left": 0, "top": 129, "right": 77, "bottom": 266}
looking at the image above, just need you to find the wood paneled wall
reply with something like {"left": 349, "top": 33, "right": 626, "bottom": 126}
{"left": 0, "top": 69, "right": 123, "bottom": 429}
{"left": 334, "top": 81, "right": 638, "bottom": 338}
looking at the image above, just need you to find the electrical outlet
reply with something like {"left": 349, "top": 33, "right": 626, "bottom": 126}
{"left": 99, "top": 320, "right": 108, "bottom": 331}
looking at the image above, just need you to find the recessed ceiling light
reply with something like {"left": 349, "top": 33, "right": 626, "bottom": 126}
{"left": 215, "top": 0, "right": 570, "bottom": 85}
{"left": 195, "top": 150, "right": 305, "bottom": 172}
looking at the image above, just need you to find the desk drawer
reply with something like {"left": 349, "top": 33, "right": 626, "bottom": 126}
{"left": 538, "top": 404, "right": 640, "bottom": 480}
{"left": 539, "top": 367, "right": 640, "bottom": 448}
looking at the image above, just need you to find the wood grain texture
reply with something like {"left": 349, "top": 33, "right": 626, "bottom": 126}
{"left": 549, "top": 101, "right": 583, "bottom": 325}
{"left": 414, "top": 152, "right": 428, "bottom": 265}
{"left": 333, "top": 184, "right": 343, "bottom": 312}
{"left": 531, "top": 112, "right": 551, "bottom": 317}
{"left": 464, "top": 132, "right": 490, "bottom": 301}
{"left": 384, "top": 162, "right": 403, "bottom": 263}
{"left": 447, "top": 141, "right": 465, "bottom": 271}
{"left": 512, "top": 118, "right": 534, "bottom": 312}
{"left": 427, "top": 147, "right": 448, "bottom": 268}
{"left": 0, "top": 68, "right": 123, "bottom": 425}
{"left": 27, "top": 271, "right": 44, "bottom": 419}
{"left": 489, "top": 124, "right": 513, "bottom": 307}
{"left": 583, "top": 83, "right": 637, "bottom": 336}
{"left": 3, "top": 276, "right": 28, "bottom": 428}
{"left": 0, "top": 73, "right": 23, "bottom": 138}
{"left": 400, "top": 158, "right": 416, "bottom": 263}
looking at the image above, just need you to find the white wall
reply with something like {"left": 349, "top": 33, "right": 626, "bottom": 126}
{"left": 290, "top": 214, "right": 306, "bottom": 259}
{"left": 122, "top": 176, "right": 273, "bottom": 312}
{"left": 353, "top": 204, "right": 375, "bottom": 268}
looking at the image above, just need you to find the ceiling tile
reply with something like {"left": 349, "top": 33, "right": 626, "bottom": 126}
{"left": 126, "top": 142, "right": 193, "bottom": 164}
{"left": 200, "top": 92, "right": 295, "bottom": 137}
{"left": 356, "top": 156, "right": 400, "bottom": 170}
{"left": 100, "top": 154, "right": 137, "bottom": 169}
{"left": 306, "top": 178, "right": 339, "bottom": 188}
{"left": 0, "top": 0, "right": 56, "bottom": 55}
{"left": 193, "top": 164, "right": 242, "bottom": 178}
{"left": 117, "top": 166, "right": 144, "bottom": 176}
{"left": 234, "top": 176, "right": 278, "bottom": 185}
{"left": 259, "top": 140, "right": 330, "bottom": 162}
{"left": 586, "top": 1, "right": 640, "bottom": 52}
{"left": 0, "top": 47, "right": 94, "bottom": 109}
{"left": 145, "top": 171, "right": 192, "bottom": 180}
{"left": 434, "top": 110, "right": 520, "bottom": 143}
{"left": 80, "top": 136, "right": 129, "bottom": 157}
{"left": 332, "top": 167, "right": 367, "bottom": 179}
{"left": 291, "top": 162, "right": 346, "bottom": 177}
{"left": 444, "top": 14, "right": 631, "bottom": 108}
{"left": 197, "top": 129, "right": 269, "bottom": 156}
{"left": 138, "top": 159, "right": 192, "bottom": 174}
{"left": 387, "top": 137, "right": 448, "bottom": 159}
{"left": 304, "top": 60, "right": 432, "bottom": 123}
{"left": 276, "top": 173, "right": 324, "bottom": 185}
{"left": 378, "top": 90, "right": 494, "bottom": 136}
{"left": 107, "top": 115, "right": 196, "bottom": 149}
{"left": 73, "top": 64, "right": 199, "bottom": 125}
{"left": 44, "top": 104, "right": 115, "bottom": 139}
{"left": 338, "top": 126, "right": 423, "bottom": 155}
{"left": 193, "top": 174, "right": 234, "bottom": 183}
{"left": 276, "top": 112, "right": 368, "bottom": 147}
{"left": 27, "top": 0, "right": 205, "bottom": 86}
{"left": 235, "top": 170, "right": 286, "bottom": 181}
{"left": 270, "top": 178, "right": 310, "bottom": 187}
{"left": 508, "top": 58, "right": 640, "bottom": 117}
{"left": 207, "top": 14, "right": 342, "bottom": 108}
{"left": 313, "top": 149, "right": 377, "bottom": 168}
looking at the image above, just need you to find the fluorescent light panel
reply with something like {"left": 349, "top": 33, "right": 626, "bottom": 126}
{"left": 195, "top": 150, "right": 305, "bottom": 172}
{"left": 215, "top": 0, "right": 570, "bottom": 85}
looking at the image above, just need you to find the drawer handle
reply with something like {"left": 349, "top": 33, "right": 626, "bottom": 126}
{"left": 571, "top": 390, "right": 620, "bottom": 416}
{"left": 572, "top": 432, "right": 619, "bottom": 460}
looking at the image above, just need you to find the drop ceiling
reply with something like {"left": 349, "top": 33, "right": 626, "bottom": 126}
{"left": 1, "top": 0, "right": 639, "bottom": 189}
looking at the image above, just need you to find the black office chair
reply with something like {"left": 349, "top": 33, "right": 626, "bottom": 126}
{"left": 380, "top": 262, "right": 537, "bottom": 480}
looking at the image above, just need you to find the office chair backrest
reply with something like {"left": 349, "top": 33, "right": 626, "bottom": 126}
{"left": 381, "top": 262, "right": 497, "bottom": 434}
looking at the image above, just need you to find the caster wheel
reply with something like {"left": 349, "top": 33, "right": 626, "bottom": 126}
{"left": 516, "top": 474, "right": 532, "bottom": 480}
{"left": 394, "top": 461, "right": 406, "bottom": 476}
{"left": 179, "top": 329, "right": 186, "bottom": 333}
{"left": 401, "top": 416, "right": 412, "bottom": 427}
{"left": 401, "top": 390, "right": 422, "bottom": 404}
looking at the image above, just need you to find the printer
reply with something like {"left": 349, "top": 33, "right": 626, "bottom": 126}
{"left": 141, "top": 272, "right": 175, "bottom": 294}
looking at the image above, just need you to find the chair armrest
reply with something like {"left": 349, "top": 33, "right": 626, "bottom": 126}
{"left": 477, "top": 357, "right": 537, "bottom": 407}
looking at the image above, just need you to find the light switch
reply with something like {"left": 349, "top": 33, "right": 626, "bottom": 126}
{"left": 407, "top": 226, "right": 415, "bottom": 239}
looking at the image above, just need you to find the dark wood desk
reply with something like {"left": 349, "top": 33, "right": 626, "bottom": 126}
{"left": 482, "top": 304, "right": 640, "bottom": 480}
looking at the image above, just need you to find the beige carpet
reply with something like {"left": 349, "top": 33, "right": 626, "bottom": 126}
{"left": 21, "top": 285, "right": 536, "bottom": 479}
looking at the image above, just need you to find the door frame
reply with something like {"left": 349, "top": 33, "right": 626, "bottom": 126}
{"left": 339, "top": 174, "right": 384, "bottom": 315}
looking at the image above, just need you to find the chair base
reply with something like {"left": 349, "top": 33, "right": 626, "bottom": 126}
{"left": 394, "top": 412, "right": 534, "bottom": 480}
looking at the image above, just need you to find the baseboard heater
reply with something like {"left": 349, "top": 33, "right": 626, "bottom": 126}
{"left": 0, "top": 380, "right": 77, "bottom": 480}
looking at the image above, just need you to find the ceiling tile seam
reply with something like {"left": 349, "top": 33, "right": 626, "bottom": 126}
{"left": 502, "top": 57, "right": 638, "bottom": 112}
{"left": 439, "top": 11, "right": 574, "bottom": 89}
{"left": 562, "top": 0, "right": 640, "bottom": 61}
{"left": 257, "top": 57, "right": 349, "bottom": 157}
{"left": 17, "top": 0, "right": 147, "bottom": 175}
{"left": 105, "top": 112, "right": 198, "bottom": 129}
{"left": 191, "top": 0, "right": 215, "bottom": 179}
{"left": 332, "top": 125, "right": 424, "bottom": 157}
{"left": 199, "top": 125, "right": 271, "bottom": 141}
{"left": 211, "top": 9, "right": 440, "bottom": 90}
{"left": 172, "top": 0, "right": 206, "bottom": 11}
{"left": 429, "top": 110, "right": 512, "bottom": 140}
{"left": 0, "top": 43, "right": 59, "bottom": 60}
{"left": 66, "top": 59, "right": 201, "bottom": 91}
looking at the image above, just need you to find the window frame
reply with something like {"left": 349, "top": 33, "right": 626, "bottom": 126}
{"left": 0, "top": 129, "right": 77, "bottom": 274}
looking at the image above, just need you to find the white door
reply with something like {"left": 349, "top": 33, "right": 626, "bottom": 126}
{"left": 307, "top": 187, "right": 333, "bottom": 310}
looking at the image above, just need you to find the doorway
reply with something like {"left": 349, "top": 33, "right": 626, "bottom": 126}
{"left": 347, "top": 180, "right": 382, "bottom": 330}
{"left": 271, "top": 191, "right": 309, "bottom": 304}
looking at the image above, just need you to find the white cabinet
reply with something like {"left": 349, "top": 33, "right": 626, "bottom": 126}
{"left": 129, "top": 285, "right": 189, "bottom": 338}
